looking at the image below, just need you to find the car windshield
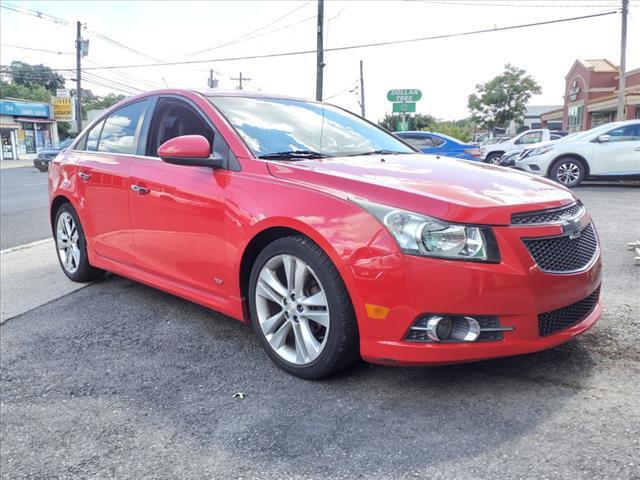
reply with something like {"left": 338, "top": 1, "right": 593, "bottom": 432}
{"left": 569, "top": 122, "right": 625, "bottom": 142}
{"left": 208, "top": 96, "right": 415, "bottom": 158}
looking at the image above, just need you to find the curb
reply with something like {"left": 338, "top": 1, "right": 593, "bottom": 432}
{"left": 1, "top": 238, "right": 54, "bottom": 255}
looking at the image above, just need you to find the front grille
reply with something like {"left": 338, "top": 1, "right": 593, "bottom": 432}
{"left": 538, "top": 288, "right": 599, "bottom": 337}
{"left": 512, "top": 202, "right": 583, "bottom": 225}
{"left": 523, "top": 223, "right": 598, "bottom": 273}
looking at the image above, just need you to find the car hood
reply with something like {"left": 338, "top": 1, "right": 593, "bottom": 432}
{"left": 267, "top": 153, "right": 575, "bottom": 225}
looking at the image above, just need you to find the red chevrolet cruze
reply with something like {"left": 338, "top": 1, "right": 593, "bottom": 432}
{"left": 49, "top": 89, "right": 602, "bottom": 378}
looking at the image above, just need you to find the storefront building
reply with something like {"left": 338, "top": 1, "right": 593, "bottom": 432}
{"left": 0, "top": 98, "right": 59, "bottom": 161}
{"left": 541, "top": 59, "right": 640, "bottom": 132}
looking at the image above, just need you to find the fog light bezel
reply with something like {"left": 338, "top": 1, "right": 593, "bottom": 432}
{"left": 406, "top": 314, "right": 514, "bottom": 343}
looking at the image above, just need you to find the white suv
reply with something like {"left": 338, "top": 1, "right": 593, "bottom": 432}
{"left": 515, "top": 120, "right": 640, "bottom": 187}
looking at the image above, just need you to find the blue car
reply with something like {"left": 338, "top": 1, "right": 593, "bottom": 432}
{"left": 395, "top": 131, "right": 482, "bottom": 161}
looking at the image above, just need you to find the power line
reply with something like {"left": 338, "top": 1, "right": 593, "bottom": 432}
{"left": 411, "top": 0, "right": 627, "bottom": 5}
{"left": 180, "top": 0, "right": 312, "bottom": 57}
{"left": 1, "top": 44, "right": 74, "bottom": 55}
{"left": 44, "top": 10, "right": 619, "bottom": 72}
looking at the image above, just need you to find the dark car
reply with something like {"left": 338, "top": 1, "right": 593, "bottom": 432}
{"left": 33, "top": 138, "right": 74, "bottom": 172}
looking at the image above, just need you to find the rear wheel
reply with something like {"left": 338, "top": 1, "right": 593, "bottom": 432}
{"left": 54, "top": 203, "right": 106, "bottom": 282}
{"left": 248, "top": 236, "right": 359, "bottom": 379}
{"left": 550, "top": 158, "right": 585, "bottom": 188}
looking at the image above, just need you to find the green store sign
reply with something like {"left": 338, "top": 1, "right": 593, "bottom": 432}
{"left": 387, "top": 89, "right": 422, "bottom": 103}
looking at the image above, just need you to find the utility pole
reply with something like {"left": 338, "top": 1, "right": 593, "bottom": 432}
{"left": 359, "top": 60, "right": 366, "bottom": 118}
{"left": 75, "top": 20, "right": 83, "bottom": 133}
{"left": 316, "top": 0, "right": 324, "bottom": 101}
{"left": 231, "top": 72, "right": 250, "bottom": 90}
{"left": 208, "top": 69, "right": 218, "bottom": 88}
{"left": 616, "top": 0, "right": 628, "bottom": 121}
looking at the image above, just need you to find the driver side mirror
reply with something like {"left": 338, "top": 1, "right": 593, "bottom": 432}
{"left": 158, "top": 134, "right": 225, "bottom": 168}
{"left": 597, "top": 134, "right": 611, "bottom": 143}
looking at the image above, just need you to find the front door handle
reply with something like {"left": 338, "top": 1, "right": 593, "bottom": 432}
{"left": 131, "top": 184, "right": 150, "bottom": 195}
{"left": 78, "top": 171, "right": 91, "bottom": 182}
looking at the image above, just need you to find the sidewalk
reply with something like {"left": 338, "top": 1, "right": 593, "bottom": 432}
{"left": 0, "top": 239, "right": 89, "bottom": 323}
{"left": 1, "top": 159, "right": 34, "bottom": 169}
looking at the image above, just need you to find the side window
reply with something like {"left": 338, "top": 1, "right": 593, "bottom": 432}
{"left": 147, "top": 98, "right": 226, "bottom": 160}
{"left": 98, "top": 100, "right": 149, "bottom": 154}
{"left": 430, "top": 136, "right": 445, "bottom": 147}
{"left": 516, "top": 131, "right": 542, "bottom": 145}
{"left": 607, "top": 124, "right": 640, "bottom": 142}
{"left": 85, "top": 120, "right": 105, "bottom": 152}
{"left": 403, "top": 136, "right": 434, "bottom": 149}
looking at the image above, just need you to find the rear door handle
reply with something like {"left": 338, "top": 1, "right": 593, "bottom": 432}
{"left": 131, "top": 184, "right": 150, "bottom": 195}
{"left": 78, "top": 172, "right": 91, "bottom": 182}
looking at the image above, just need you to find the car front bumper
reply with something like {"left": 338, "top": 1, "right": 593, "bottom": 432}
{"left": 348, "top": 221, "right": 602, "bottom": 366}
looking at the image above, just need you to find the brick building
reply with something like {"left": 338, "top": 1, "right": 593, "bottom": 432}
{"left": 541, "top": 59, "right": 640, "bottom": 132}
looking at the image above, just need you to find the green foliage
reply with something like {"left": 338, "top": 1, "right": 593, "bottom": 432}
{"left": 7, "top": 61, "right": 65, "bottom": 94}
{"left": 378, "top": 113, "right": 435, "bottom": 132}
{"left": 431, "top": 120, "right": 474, "bottom": 143}
{"left": 468, "top": 64, "right": 541, "bottom": 130}
{"left": 0, "top": 80, "right": 52, "bottom": 102}
{"left": 83, "top": 93, "right": 127, "bottom": 111}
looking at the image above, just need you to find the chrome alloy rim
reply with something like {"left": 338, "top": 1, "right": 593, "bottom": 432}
{"left": 255, "top": 254, "right": 330, "bottom": 365}
{"left": 488, "top": 156, "right": 502, "bottom": 165}
{"left": 556, "top": 162, "right": 580, "bottom": 185}
{"left": 56, "top": 212, "right": 80, "bottom": 274}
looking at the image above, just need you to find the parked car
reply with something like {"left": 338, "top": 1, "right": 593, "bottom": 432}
{"left": 479, "top": 136, "right": 511, "bottom": 148}
{"left": 395, "top": 131, "right": 481, "bottom": 161}
{"left": 50, "top": 89, "right": 602, "bottom": 379}
{"left": 33, "top": 138, "right": 74, "bottom": 172}
{"left": 481, "top": 129, "right": 554, "bottom": 164}
{"left": 497, "top": 132, "right": 579, "bottom": 167}
{"left": 515, "top": 120, "right": 640, "bottom": 187}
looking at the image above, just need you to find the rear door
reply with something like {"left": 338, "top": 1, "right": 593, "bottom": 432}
{"left": 75, "top": 99, "right": 150, "bottom": 265}
{"left": 590, "top": 123, "right": 640, "bottom": 175}
{"left": 128, "top": 95, "right": 232, "bottom": 297}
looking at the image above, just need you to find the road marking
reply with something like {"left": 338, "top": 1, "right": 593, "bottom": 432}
{"left": 22, "top": 182, "right": 48, "bottom": 187}
{"left": 0, "top": 238, "right": 53, "bottom": 255}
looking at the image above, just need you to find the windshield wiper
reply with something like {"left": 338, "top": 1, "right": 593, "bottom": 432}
{"left": 345, "top": 149, "right": 412, "bottom": 156}
{"left": 258, "top": 150, "right": 333, "bottom": 160}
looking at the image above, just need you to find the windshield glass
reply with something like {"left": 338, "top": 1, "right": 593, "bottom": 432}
{"left": 209, "top": 96, "right": 414, "bottom": 158}
{"left": 569, "top": 122, "right": 624, "bottom": 142}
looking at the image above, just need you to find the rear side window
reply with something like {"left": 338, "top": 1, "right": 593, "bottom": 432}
{"left": 98, "top": 100, "right": 149, "bottom": 154}
{"left": 403, "top": 136, "right": 434, "bottom": 149}
{"left": 86, "top": 120, "right": 104, "bottom": 151}
{"left": 431, "top": 136, "right": 445, "bottom": 147}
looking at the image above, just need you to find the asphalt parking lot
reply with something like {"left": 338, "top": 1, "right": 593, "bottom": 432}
{"left": 1, "top": 185, "right": 639, "bottom": 479}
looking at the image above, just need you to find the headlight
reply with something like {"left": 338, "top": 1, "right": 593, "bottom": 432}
{"left": 352, "top": 199, "right": 500, "bottom": 262}
{"left": 527, "top": 145, "right": 554, "bottom": 158}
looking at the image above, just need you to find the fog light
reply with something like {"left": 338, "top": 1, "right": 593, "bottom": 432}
{"left": 529, "top": 164, "right": 540, "bottom": 171}
{"left": 426, "top": 315, "right": 452, "bottom": 342}
{"left": 406, "top": 314, "right": 513, "bottom": 343}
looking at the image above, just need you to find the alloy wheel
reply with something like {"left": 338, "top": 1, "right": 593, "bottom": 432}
{"left": 56, "top": 212, "right": 80, "bottom": 274}
{"left": 556, "top": 161, "right": 580, "bottom": 185}
{"left": 255, "top": 254, "right": 330, "bottom": 365}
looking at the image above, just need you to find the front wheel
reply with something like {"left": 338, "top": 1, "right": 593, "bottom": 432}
{"left": 248, "top": 236, "right": 359, "bottom": 379}
{"left": 485, "top": 152, "right": 503, "bottom": 165}
{"left": 550, "top": 158, "right": 585, "bottom": 188}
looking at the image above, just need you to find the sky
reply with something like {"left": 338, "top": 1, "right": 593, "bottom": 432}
{"left": 1, "top": 0, "right": 638, "bottom": 123}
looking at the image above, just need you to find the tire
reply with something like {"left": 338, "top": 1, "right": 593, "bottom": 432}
{"left": 54, "top": 203, "right": 106, "bottom": 282}
{"left": 550, "top": 157, "right": 585, "bottom": 188}
{"left": 485, "top": 152, "right": 503, "bottom": 165}
{"left": 248, "top": 235, "right": 359, "bottom": 379}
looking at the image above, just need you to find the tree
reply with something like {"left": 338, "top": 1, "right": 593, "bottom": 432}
{"left": 431, "top": 119, "right": 474, "bottom": 143}
{"left": 7, "top": 61, "right": 65, "bottom": 94}
{"left": 468, "top": 64, "right": 541, "bottom": 130}
{"left": 83, "top": 93, "right": 126, "bottom": 112}
{"left": 0, "top": 80, "right": 51, "bottom": 102}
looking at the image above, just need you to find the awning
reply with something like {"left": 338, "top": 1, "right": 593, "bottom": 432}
{"left": 15, "top": 117, "right": 55, "bottom": 124}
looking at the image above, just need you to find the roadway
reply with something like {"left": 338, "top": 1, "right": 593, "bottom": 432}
{"left": 1, "top": 166, "right": 51, "bottom": 250}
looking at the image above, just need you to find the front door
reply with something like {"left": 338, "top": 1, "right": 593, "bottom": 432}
{"left": 75, "top": 99, "right": 150, "bottom": 265}
{"left": 129, "top": 97, "right": 230, "bottom": 297}
{"left": 591, "top": 123, "right": 640, "bottom": 175}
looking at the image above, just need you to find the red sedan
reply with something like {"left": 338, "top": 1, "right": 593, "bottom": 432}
{"left": 49, "top": 89, "right": 602, "bottom": 379}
